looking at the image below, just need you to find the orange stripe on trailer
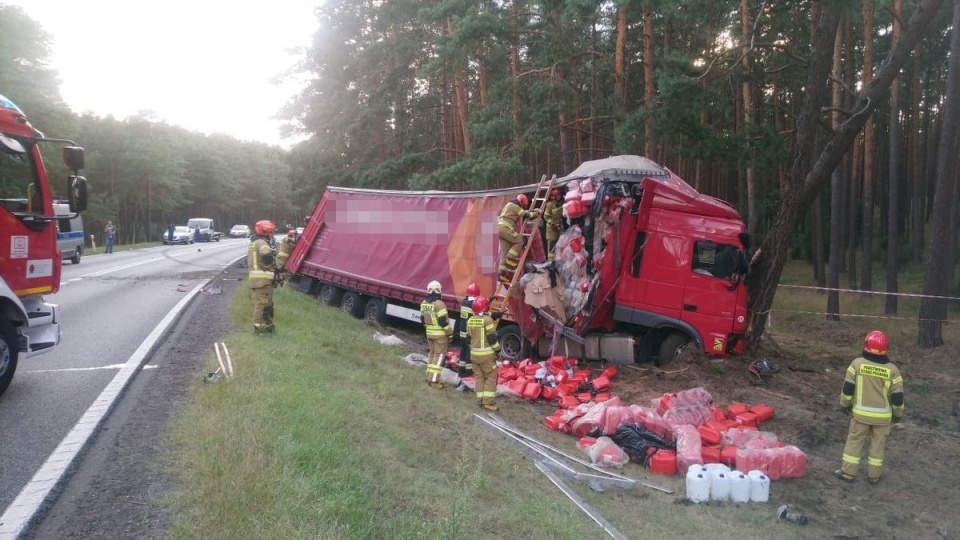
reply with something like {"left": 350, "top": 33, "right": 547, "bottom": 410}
{"left": 14, "top": 285, "right": 54, "bottom": 296}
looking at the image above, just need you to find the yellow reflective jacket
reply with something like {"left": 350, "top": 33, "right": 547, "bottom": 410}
{"left": 466, "top": 314, "right": 499, "bottom": 358}
{"left": 840, "top": 355, "right": 904, "bottom": 425}
{"left": 248, "top": 237, "right": 276, "bottom": 288}
{"left": 498, "top": 201, "right": 537, "bottom": 231}
{"left": 421, "top": 297, "right": 451, "bottom": 339}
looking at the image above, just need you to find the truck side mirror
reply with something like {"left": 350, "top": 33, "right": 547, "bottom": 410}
{"left": 68, "top": 175, "right": 88, "bottom": 212}
{"left": 62, "top": 146, "right": 85, "bottom": 172}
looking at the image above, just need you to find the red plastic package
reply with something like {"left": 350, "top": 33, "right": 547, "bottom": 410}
{"left": 674, "top": 425, "right": 704, "bottom": 471}
{"left": 780, "top": 446, "right": 807, "bottom": 479}
{"left": 663, "top": 404, "right": 714, "bottom": 431}
{"left": 584, "top": 436, "right": 629, "bottom": 468}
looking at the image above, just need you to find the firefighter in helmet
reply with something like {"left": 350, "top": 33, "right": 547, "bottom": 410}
{"left": 466, "top": 295, "right": 500, "bottom": 411}
{"left": 275, "top": 229, "right": 297, "bottom": 281}
{"left": 457, "top": 283, "right": 481, "bottom": 377}
{"left": 249, "top": 220, "right": 278, "bottom": 333}
{"left": 498, "top": 194, "right": 539, "bottom": 283}
{"left": 421, "top": 280, "right": 453, "bottom": 389}
{"left": 543, "top": 188, "right": 565, "bottom": 259}
{"left": 834, "top": 330, "right": 904, "bottom": 485}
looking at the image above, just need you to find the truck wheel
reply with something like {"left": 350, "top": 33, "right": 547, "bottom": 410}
{"left": 656, "top": 332, "right": 689, "bottom": 367}
{"left": 0, "top": 323, "right": 19, "bottom": 397}
{"left": 497, "top": 325, "right": 528, "bottom": 362}
{"left": 71, "top": 247, "right": 81, "bottom": 264}
{"left": 319, "top": 284, "right": 343, "bottom": 306}
{"left": 363, "top": 297, "right": 388, "bottom": 324}
{"left": 340, "top": 292, "right": 365, "bottom": 318}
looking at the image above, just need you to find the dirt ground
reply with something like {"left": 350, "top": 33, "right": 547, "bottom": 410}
{"left": 478, "top": 317, "right": 960, "bottom": 540}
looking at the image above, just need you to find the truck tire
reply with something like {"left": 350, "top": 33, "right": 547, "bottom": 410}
{"left": 319, "top": 284, "right": 343, "bottom": 306}
{"left": 0, "top": 323, "right": 19, "bottom": 397}
{"left": 340, "top": 292, "right": 365, "bottom": 318}
{"left": 497, "top": 324, "right": 528, "bottom": 362}
{"left": 71, "top": 247, "right": 81, "bottom": 264}
{"left": 656, "top": 332, "right": 689, "bottom": 367}
{"left": 363, "top": 297, "right": 388, "bottom": 324}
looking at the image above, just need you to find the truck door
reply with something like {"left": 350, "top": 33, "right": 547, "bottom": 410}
{"left": 681, "top": 240, "right": 744, "bottom": 354}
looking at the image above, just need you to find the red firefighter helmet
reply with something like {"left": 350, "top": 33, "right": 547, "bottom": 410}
{"left": 472, "top": 295, "right": 489, "bottom": 314}
{"left": 516, "top": 194, "right": 529, "bottom": 208}
{"left": 864, "top": 330, "right": 889, "bottom": 355}
{"left": 466, "top": 283, "right": 480, "bottom": 296}
{"left": 255, "top": 220, "right": 276, "bottom": 236}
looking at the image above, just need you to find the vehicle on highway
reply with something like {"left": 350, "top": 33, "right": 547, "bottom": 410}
{"left": 230, "top": 224, "right": 251, "bottom": 238}
{"left": 54, "top": 202, "right": 84, "bottom": 264}
{"left": 186, "top": 217, "right": 219, "bottom": 242}
{"left": 163, "top": 226, "right": 195, "bottom": 245}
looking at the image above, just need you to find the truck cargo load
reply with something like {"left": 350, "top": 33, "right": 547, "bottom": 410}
{"left": 290, "top": 155, "right": 749, "bottom": 364}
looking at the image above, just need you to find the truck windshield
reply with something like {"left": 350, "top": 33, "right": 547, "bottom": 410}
{"left": 0, "top": 133, "right": 43, "bottom": 216}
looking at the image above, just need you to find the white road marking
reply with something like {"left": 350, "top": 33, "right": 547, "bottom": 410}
{"left": 23, "top": 364, "right": 127, "bottom": 374}
{"left": 0, "top": 281, "right": 208, "bottom": 540}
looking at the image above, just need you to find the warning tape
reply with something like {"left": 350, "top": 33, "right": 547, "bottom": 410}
{"left": 777, "top": 310, "right": 951, "bottom": 323}
{"left": 779, "top": 284, "right": 960, "bottom": 302}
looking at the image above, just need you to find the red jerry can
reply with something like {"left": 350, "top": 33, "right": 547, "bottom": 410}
{"left": 541, "top": 385, "right": 559, "bottom": 401}
{"left": 523, "top": 382, "right": 542, "bottom": 401}
{"left": 650, "top": 450, "right": 678, "bottom": 476}
{"left": 710, "top": 405, "right": 729, "bottom": 422}
{"left": 749, "top": 403, "right": 774, "bottom": 423}
{"left": 701, "top": 446, "right": 722, "bottom": 464}
{"left": 602, "top": 366, "right": 618, "bottom": 379}
{"left": 727, "top": 402, "right": 749, "bottom": 417}
{"left": 559, "top": 395, "right": 580, "bottom": 409}
{"left": 577, "top": 392, "right": 594, "bottom": 403}
{"left": 544, "top": 415, "right": 565, "bottom": 431}
{"left": 720, "top": 445, "right": 738, "bottom": 466}
{"left": 591, "top": 375, "right": 611, "bottom": 391}
{"left": 735, "top": 411, "right": 759, "bottom": 428}
{"left": 697, "top": 425, "right": 722, "bottom": 446}
{"left": 594, "top": 392, "right": 612, "bottom": 402}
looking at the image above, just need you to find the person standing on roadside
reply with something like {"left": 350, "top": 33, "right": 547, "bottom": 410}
{"left": 456, "top": 283, "right": 480, "bottom": 378}
{"left": 421, "top": 280, "right": 452, "bottom": 389}
{"left": 104, "top": 220, "right": 117, "bottom": 253}
{"left": 466, "top": 295, "right": 500, "bottom": 411}
{"left": 248, "top": 220, "right": 278, "bottom": 333}
{"left": 834, "top": 330, "right": 904, "bottom": 485}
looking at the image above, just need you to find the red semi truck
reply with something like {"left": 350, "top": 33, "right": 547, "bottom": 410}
{"left": 288, "top": 155, "right": 749, "bottom": 364}
{"left": 1, "top": 92, "right": 88, "bottom": 396}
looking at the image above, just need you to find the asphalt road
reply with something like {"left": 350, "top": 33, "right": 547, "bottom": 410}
{"left": 0, "top": 238, "right": 249, "bottom": 538}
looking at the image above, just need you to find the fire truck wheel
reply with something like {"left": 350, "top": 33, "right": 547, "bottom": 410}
{"left": 656, "top": 332, "right": 689, "bottom": 367}
{"left": 319, "top": 284, "right": 343, "bottom": 306}
{"left": 340, "top": 292, "right": 365, "bottom": 318}
{"left": 497, "top": 325, "right": 528, "bottom": 362}
{"left": 0, "top": 323, "right": 19, "bottom": 397}
{"left": 363, "top": 297, "right": 387, "bottom": 324}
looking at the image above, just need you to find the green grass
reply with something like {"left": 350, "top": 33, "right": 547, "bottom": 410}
{"left": 164, "top": 285, "right": 823, "bottom": 540}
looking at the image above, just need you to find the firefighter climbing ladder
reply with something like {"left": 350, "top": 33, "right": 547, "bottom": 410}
{"left": 489, "top": 174, "right": 556, "bottom": 316}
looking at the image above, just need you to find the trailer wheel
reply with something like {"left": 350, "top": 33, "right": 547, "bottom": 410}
{"left": 0, "top": 323, "right": 19, "bottom": 397}
{"left": 656, "top": 332, "right": 689, "bottom": 367}
{"left": 319, "top": 284, "right": 343, "bottom": 306}
{"left": 363, "top": 297, "right": 388, "bottom": 324}
{"left": 497, "top": 325, "right": 528, "bottom": 362}
{"left": 340, "top": 292, "right": 365, "bottom": 318}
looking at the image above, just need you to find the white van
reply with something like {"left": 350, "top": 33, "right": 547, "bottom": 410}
{"left": 54, "top": 202, "right": 84, "bottom": 264}
{"left": 186, "top": 217, "right": 219, "bottom": 242}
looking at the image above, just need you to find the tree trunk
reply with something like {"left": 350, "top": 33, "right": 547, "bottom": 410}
{"left": 827, "top": 16, "right": 845, "bottom": 321}
{"left": 741, "top": 0, "right": 758, "bottom": 236}
{"left": 886, "top": 0, "right": 903, "bottom": 315}
{"left": 448, "top": 17, "right": 471, "bottom": 156}
{"left": 746, "top": 0, "right": 945, "bottom": 353}
{"left": 614, "top": 4, "right": 627, "bottom": 119}
{"left": 861, "top": 0, "right": 876, "bottom": 291}
{"left": 910, "top": 47, "right": 924, "bottom": 264}
{"left": 643, "top": 5, "right": 655, "bottom": 158}
{"left": 511, "top": 0, "right": 521, "bottom": 141}
{"left": 918, "top": 0, "right": 960, "bottom": 347}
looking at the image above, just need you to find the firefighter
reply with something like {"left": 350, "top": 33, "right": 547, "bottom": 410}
{"left": 421, "top": 280, "right": 453, "bottom": 389}
{"left": 834, "top": 330, "right": 904, "bottom": 485}
{"left": 457, "top": 283, "right": 480, "bottom": 377}
{"left": 543, "top": 188, "right": 565, "bottom": 259}
{"left": 498, "top": 194, "right": 539, "bottom": 283}
{"left": 275, "top": 229, "right": 297, "bottom": 281}
{"left": 466, "top": 295, "right": 500, "bottom": 411}
{"left": 248, "top": 220, "right": 278, "bottom": 333}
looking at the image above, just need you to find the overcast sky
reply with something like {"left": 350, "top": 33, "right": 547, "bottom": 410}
{"left": 6, "top": 0, "right": 319, "bottom": 148}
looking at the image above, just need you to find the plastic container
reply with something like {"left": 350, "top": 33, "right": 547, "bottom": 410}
{"left": 522, "top": 382, "right": 542, "bottom": 400}
{"left": 703, "top": 463, "right": 731, "bottom": 476}
{"left": 727, "top": 402, "right": 749, "bottom": 417}
{"left": 602, "top": 367, "right": 618, "bottom": 379}
{"left": 591, "top": 375, "right": 611, "bottom": 391}
{"left": 729, "top": 471, "right": 751, "bottom": 503}
{"left": 710, "top": 469, "right": 732, "bottom": 501}
{"left": 544, "top": 415, "right": 565, "bottom": 431}
{"left": 721, "top": 445, "right": 738, "bottom": 466}
{"left": 541, "top": 385, "right": 559, "bottom": 401}
{"left": 735, "top": 411, "right": 759, "bottom": 428}
{"left": 686, "top": 468, "right": 711, "bottom": 503}
{"left": 701, "top": 446, "right": 722, "bottom": 464}
{"left": 698, "top": 424, "right": 722, "bottom": 445}
{"left": 650, "top": 450, "right": 678, "bottom": 476}
{"left": 748, "top": 470, "right": 770, "bottom": 502}
{"left": 559, "top": 395, "right": 579, "bottom": 409}
{"left": 750, "top": 403, "right": 774, "bottom": 423}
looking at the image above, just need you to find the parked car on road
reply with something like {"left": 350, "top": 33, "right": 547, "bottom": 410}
{"left": 163, "top": 226, "right": 195, "bottom": 245}
{"left": 230, "top": 224, "right": 251, "bottom": 238}
{"left": 187, "top": 218, "right": 219, "bottom": 242}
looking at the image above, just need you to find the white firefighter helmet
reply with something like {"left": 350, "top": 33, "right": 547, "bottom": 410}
{"left": 427, "top": 280, "right": 442, "bottom": 293}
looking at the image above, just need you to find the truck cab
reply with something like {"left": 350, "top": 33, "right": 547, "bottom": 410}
{"left": 0, "top": 92, "right": 88, "bottom": 396}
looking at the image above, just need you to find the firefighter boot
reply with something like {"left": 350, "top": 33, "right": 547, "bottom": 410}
{"left": 482, "top": 404, "right": 499, "bottom": 411}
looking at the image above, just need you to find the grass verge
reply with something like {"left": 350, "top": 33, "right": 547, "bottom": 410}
{"left": 165, "top": 285, "right": 822, "bottom": 540}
